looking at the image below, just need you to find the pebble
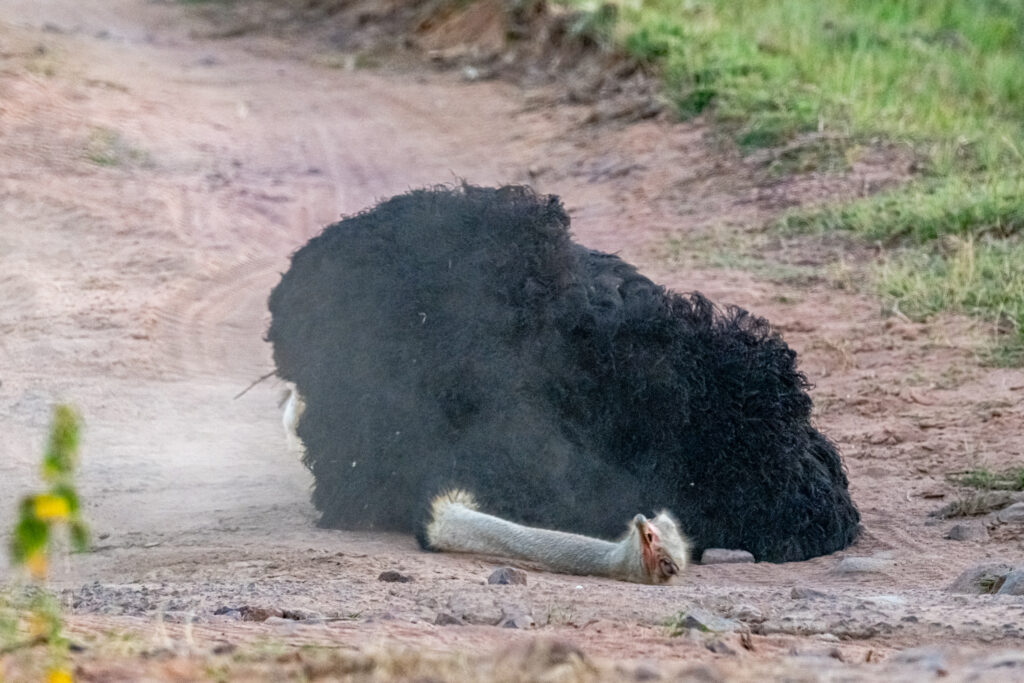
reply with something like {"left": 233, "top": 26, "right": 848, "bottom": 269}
{"left": 891, "top": 646, "right": 948, "bottom": 675}
{"left": 996, "top": 502, "right": 1024, "bottom": 524}
{"left": 434, "top": 611, "right": 462, "bottom": 626}
{"left": 946, "top": 521, "right": 989, "bottom": 541}
{"left": 732, "top": 604, "right": 764, "bottom": 623}
{"left": 790, "top": 587, "right": 829, "bottom": 600}
{"left": 995, "top": 569, "right": 1024, "bottom": 596}
{"left": 948, "top": 563, "right": 1014, "bottom": 594}
{"left": 701, "top": 549, "right": 754, "bottom": 564}
{"left": 212, "top": 607, "right": 241, "bottom": 620}
{"left": 705, "top": 639, "right": 737, "bottom": 655}
{"left": 500, "top": 609, "right": 535, "bottom": 629}
{"left": 281, "top": 608, "right": 325, "bottom": 622}
{"left": 980, "top": 651, "right": 1024, "bottom": 669}
{"left": 488, "top": 567, "right": 527, "bottom": 585}
{"left": 378, "top": 570, "right": 413, "bottom": 583}
{"left": 238, "top": 606, "right": 282, "bottom": 622}
{"left": 674, "top": 608, "right": 740, "bottom": 633}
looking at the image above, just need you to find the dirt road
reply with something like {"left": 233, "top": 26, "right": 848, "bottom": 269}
{"left": 2, "top": 0, "right": 1024, "bottom": 679}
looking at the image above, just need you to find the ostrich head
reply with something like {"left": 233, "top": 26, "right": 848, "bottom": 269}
{"left": 629, "top": 511, "right": 689, "bottom": 584}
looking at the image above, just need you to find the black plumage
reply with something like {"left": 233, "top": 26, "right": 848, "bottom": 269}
{"left": 267, "top": 184, "right": 859, "bottom": 562}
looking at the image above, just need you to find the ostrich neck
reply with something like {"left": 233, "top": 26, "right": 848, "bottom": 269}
{"left": 430, "top": 504, "right": 637, "bottom": 579}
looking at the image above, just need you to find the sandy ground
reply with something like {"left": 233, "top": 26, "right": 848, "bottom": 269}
{"left": 2, "top": 0, "right": 1024, "bottom": 680}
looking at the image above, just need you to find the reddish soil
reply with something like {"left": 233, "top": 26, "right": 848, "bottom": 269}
{"left": 2, "top": 1, "right": 1023, "bottom": 680}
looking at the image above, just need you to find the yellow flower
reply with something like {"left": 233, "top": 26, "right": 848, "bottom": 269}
{"left": 25, "top": 550, "right": 48, "bottom": 580}
{"left": 47, "top": 669, "right": 73, "bottom": 683}
{"left": 33, "top": 494, "right": 70, "bottom": 521}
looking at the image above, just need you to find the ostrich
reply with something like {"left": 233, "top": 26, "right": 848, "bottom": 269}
{"left": 267, "top": 184, "right": 860, "bottom": 563}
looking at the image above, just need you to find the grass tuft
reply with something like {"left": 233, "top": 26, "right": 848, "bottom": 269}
{"left": 876, "top": 237, "right": 1024, "bottom": 340}
{"left": 83, "top": 127, "right": 150, "bottom": 168}
{"left": 951, "top": 467, "right": 1024, "bottom": 491}
{"left": 778, "top": 175, "right": 1024, "bottom": 243}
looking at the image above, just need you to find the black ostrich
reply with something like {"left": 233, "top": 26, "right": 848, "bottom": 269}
{"left": 267, "top": 184, "right": 859, "bottom": 563}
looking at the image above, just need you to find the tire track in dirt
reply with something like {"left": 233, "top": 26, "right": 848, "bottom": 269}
{"left": 149, "top": 255, "right": 281, "bottom": 380}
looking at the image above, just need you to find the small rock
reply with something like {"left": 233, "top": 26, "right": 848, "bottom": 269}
{"left": 378, "top": 570, "right": 412, "bottom": 583}
{"left": 732, "top": 605, "right": 764, "bottom": 623}
{"left": 461, "top": 65, "right": 480, "bottom": 81}
{"left": 211, "top": 642, "right": 236, "bottom": 655}
{"left": 238, "top": 606, "right": 282, "bottom": 622}
{"left": 499, "top": 604, "right": 535, "bottom": 629}
{"left": 790, "top": 587, "right": 828, "bottom": 600}
{"left": 673, "top": 608, "right": 740, "bottom": 633}
{"left": 996, "top": 502, "right": 1024, "bottom": 524}
{"left": 891, "top": 646, "right": 948, "bottom": 675}
{"left": 705, "top": 639, "right": 736, "bottom": 655}
{"left": 434, "top": 612, "right": 462, "bottom": 626}
{"left": 700, "top": 549, "right": 754, "bottom": 565}
{"left": 833, "top": 557, "right": 891, "bottom": 574}
{"left": 527, "top": 165, "right": 549, "bottom": 179}
{"left": 948, "top": 563, "right": 1014, "bottom": 594}
{"left": 980, "top": 651, "right": 1024, "bottom": 669}
{"left": 488, "top": 567, "right": 527, "bottom": 585}
{"left": 946, "top": 521, "right": 989, "bottom": 541}
{"left": 281, "top": 608, "right": 324, "bottom": 622}
{"left": 631, "top": 663, "right": 661, "bottom": 681}
{"left": 501, "top": 611, "right": 536, "bottom": 629}
{"left": 996, "top": 569, "right": 1024, "bottom": 595}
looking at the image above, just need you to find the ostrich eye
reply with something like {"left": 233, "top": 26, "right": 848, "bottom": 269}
{"left": 660, "top": 558, "right": 677, "bottom": 576}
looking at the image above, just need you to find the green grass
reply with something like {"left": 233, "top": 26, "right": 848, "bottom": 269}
{"left": 777, "top": 174, "right": 1024, "bottom": 357}
{"left": 778, "top": 175, "right": 1024, "bottom": 243}
{"left": 578, "top": 0, "right": 1024, "bottom": 162}
{"left": 951, "top": 467, "right": 1024, "bottom": 491}
{"left": 779, "top": 178, "right": 1024, "bottom": 355}
{"left": 877, "top": 237, "right": 1024, "bottom": 335}
{"left": 564, "top": 0, "right": 1024, "bottom": 356}
{"left": 83, "top": 127, "right": 150, "bottom": 168}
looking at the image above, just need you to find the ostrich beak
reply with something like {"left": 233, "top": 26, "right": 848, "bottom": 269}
{"left": 635, "top": 515, "right": 660, "bottom": 578}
